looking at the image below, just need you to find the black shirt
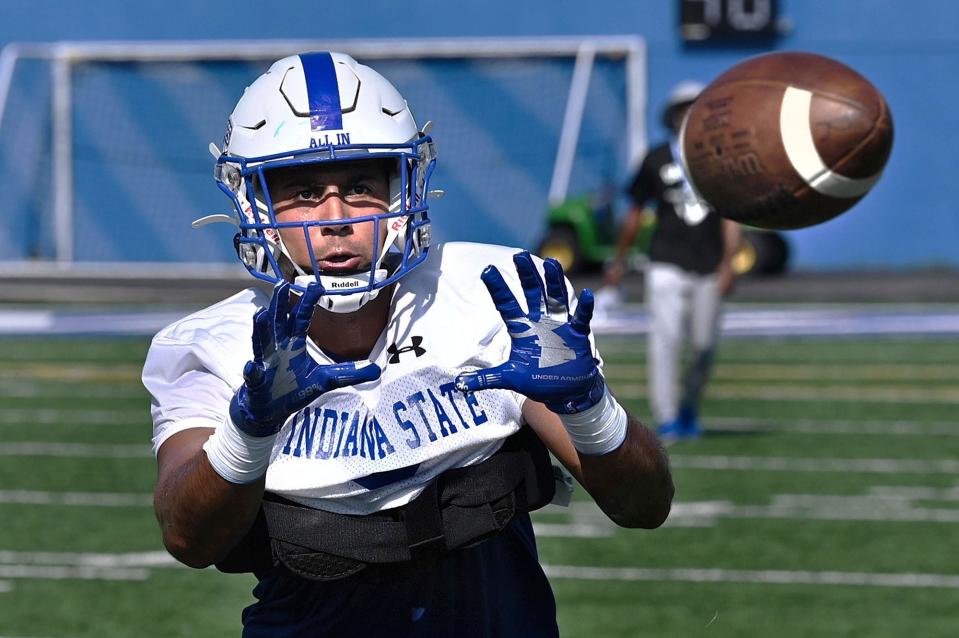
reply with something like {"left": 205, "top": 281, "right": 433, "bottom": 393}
{"left": 627, "top": 141, "right": 724, "bottom": 275}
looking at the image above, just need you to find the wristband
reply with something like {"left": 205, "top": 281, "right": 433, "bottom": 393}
{"left": 202, "top": 414, "right": 277, "bottom": 484}
{"left": 558, "top": 386, "right": 628, "bottom": 456}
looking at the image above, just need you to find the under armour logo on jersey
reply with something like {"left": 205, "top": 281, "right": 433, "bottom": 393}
{"left": 387, "top": 336, "right": 426, "bottom": 364}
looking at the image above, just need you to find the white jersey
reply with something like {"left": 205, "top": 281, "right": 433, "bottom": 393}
{"left": 144, "top": 242, "right": 582, "bottom": 515}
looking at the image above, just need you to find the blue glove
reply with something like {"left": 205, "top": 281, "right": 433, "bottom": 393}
{"left": 454, "top": 251, "right": 605, "bottom": 414}
{"left": 229, "top": 281, "right": 382, "bottom": 437}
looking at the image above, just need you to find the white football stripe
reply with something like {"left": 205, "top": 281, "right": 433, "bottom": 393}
{"left": 780, "top": 86, "right": 882, "bottom": 198}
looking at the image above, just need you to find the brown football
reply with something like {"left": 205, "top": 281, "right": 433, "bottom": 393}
{"left": 679, "top": 51, "right": 894, "bottom": 229}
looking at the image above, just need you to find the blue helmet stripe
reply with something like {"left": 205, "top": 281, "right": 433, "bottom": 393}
{"left": 299, "top": 52, "right": 343, "bottom": 131}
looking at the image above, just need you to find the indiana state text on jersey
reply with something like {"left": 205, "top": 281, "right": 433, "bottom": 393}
{"left": 281, "top": 379, "right": 489, "bottom": 461}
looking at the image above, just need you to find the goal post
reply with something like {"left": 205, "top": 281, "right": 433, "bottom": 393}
{"left": 0, "top": 37, "right": 646, "bottom": 275}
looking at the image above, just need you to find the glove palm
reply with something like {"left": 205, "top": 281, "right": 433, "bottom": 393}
{"left": 230, "top": 281, "right": 381, "bottom": 437}
{"left": 455, "top": 252, "right": 604, "bottom": 414}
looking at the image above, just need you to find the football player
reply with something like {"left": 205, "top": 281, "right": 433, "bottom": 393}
{"left": 143, "top": 52, "right": 673, "bottom": 637}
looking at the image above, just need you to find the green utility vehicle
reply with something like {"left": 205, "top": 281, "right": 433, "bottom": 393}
{"left": 535, "top": 195, "right": 790, "bottom": 276}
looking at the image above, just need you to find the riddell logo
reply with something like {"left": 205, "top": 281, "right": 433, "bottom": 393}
{"left": 328, "top": 280, "right": 360, "bottom": 289}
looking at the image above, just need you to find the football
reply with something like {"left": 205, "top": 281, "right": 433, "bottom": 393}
{"left": 679, "top": 51, "right": 894, "bottom": 229}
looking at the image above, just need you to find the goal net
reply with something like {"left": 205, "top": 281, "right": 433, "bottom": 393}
{"left": 0, "top": 38, "right": 646, "bottom": 273}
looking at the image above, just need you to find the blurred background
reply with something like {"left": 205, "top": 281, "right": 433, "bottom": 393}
{"left": 1, "top": 0, "right": 957, "bottom": 299}
{"left": 0, "top": 1, "right": 957, "bottom": 637}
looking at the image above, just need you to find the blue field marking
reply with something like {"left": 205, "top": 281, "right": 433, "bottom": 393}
{"left": 0, "top": 309, "right": 188, "bottom": 336}
{"left": 1, "top": 304, "right": 959, "bottom": 337}
{"left": 593, "top": 304, "right": 959, "bottom": 337}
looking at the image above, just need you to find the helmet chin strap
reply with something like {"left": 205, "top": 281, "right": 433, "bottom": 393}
{"left": 294, "top": 270, "right": 389, "bottom": 314}
{"left": 290, "top": 196, "right": 408, "bottom": 314}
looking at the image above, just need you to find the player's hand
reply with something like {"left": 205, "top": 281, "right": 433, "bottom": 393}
{"left": 603, "top": 259, "right": 626, "bottom": 287}
{"left": 229, "top": 281, "right": 381, "bottom": 436}
{"left": 454, "top": 251, "right": 605, "bottom": 414}
{"left": 718, "top": 261, "right": 736, "bottom": 296}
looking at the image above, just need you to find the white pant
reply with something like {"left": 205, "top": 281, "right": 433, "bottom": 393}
{"left": 645, "top": 262, "right": 722, "bottom": 425}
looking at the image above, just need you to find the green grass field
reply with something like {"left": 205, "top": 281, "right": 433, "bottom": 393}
{"left": 1, "top": 334, "right": 958, "bottom": 637}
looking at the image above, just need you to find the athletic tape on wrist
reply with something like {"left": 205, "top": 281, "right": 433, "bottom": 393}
{"left": 558, "top": 386, "right": 628, "bottom": 456}
{"left": 202, "top": 414, "right": 277, "bottom": 484}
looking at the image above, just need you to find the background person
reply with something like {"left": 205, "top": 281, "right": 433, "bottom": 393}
{"left": 605, "top": 80, "right": 742, "bottom": 441}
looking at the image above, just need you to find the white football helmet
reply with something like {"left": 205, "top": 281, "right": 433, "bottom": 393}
{"left": 203, "top": 52, "right": 436, "bottom": 313}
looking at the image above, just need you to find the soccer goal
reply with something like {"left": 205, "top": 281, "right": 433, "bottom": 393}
{"left": 0, "top": 37, "right": 646, "bottom": 277}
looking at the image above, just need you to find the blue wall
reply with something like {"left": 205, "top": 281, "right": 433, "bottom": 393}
{"left": 1, "top": 0, "right": 956, "bottom": 270}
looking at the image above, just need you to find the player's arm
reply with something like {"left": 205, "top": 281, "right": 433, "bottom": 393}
{"left": 605, "top": 204, "right": 646, "bottom": 287}
{"left": 456, "top": 252, "right": 673, "bottom": 529}
{"left": 152, "top": 282, "right": 381, "bottom": 568}
{"left": 606, "top": 157, "right": 654, "bottom": 287}
{"left": 155, "top": 428, "right": 266, "bottom": 568}
{"left": 717, "top": 218, "right": 743, "bottom": 296}
{"left": 522, "top": 400, "right": 672, "bottom": 528}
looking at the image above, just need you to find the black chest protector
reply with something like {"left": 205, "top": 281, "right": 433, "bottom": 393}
{"left": 215, "top": 426, "right": 556, "bottom": 581}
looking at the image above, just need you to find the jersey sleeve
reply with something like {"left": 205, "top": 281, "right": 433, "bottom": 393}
{"left": 142, "top": 292, "right": 261, "bottom": 455}
{"left": 143, "top": 333, "right": 243, "bottom": 455}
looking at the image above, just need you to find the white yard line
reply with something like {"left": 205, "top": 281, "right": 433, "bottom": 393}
{"left": 705, "top": 417, "right": 959, "bottom": 436}
{"left": 606, "top": 363, "right": 959, "bottom": 381}
{"left": 0, "top": 408, "right": 145, "bottom": 426}
{"left": 543, "top": 564, "right": 959, "bottom": 589}
{"left": 671, "top": 455, "right": 959, "bottom": 474}
{"left": 733, "top": 502, "right": 959, "bottom": 523}
{"left": 0, "top": 385, "right": 144, "bottom": 400}
{"left": 0, "top": 551, "right": 179, "bottom": 585}
{"left": 0, "top": 363, "right": 142, "bottom": 382}
{"left": 0, "top": 443, "right": 151, "bottom": 458}
{"left": 533, "top": 523, "right": 614, "bottom": 538}
{"left": 613, "top": 382, "right": 959, "bottom": 404}
{"left": 5, "top": 547, "right": 957, "bottom": 593}
{"left": 665, "top": 497, "right": 959, "bottom": 526}
{"left": 593, "top": 306, "right": 959, "bottom": 337}
{"left": 868, "top": 485, "right": 959, "bottom": 500}
{"left": 0, "top": 551, "right": 180, "bottom": 591}
{"left": 0, "top": 551, "right": 177, "bottom": 568}
{"left": 0, "top": 491, "right": 152, "bottom": 507}
{"left": 0, "top": 565, "right": 150, "bottom": 581}
{"left": 537, "top": 485, "right": 959, "bottom": 536}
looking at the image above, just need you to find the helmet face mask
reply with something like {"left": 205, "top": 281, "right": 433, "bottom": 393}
{"left": 212, "top": 52, "right": 436, "bottom": 312}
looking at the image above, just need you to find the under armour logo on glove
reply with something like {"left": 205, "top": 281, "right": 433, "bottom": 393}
{"left": 454, "top": 251, "right": 605, "bottom": 414}
{"left": 229, "top": 281, "right": 382, "bottom": 437}
{"left": 387, "top": 336, "right": 426, "bottom": 364}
